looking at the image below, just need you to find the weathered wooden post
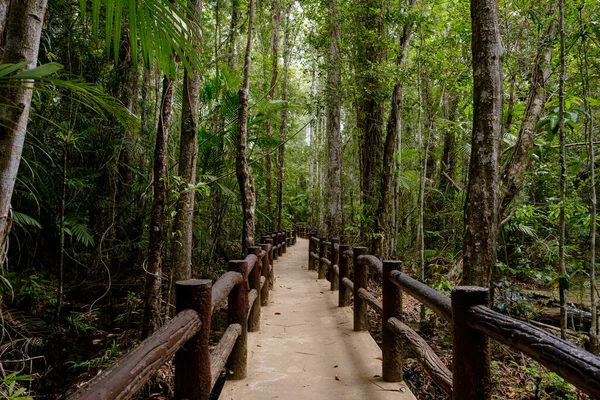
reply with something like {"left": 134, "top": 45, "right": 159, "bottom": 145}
{"left": 308, "top": 235, "right": 315, "bottom": 270}
{"left": 248, "top": 247, "right": 262, "bottom": 332}
{"left": 292, "top": 229, "right": 296, "bottom": 244}
{"left": 175, "top": 279, "right": 212, "bottom": 400}
{"left": 353, "top": 247, "right": 368, "bottom": 331}
{"left": 318, "top": 237, "right": 327, "bottom": 279}
{"left": 260, "top": 243, "right": 270, "bottom": 306}
{"left": 452, "top": 286, "right": 491, "bottom": 400}
{"left": 265, "top": 238, "right": 275, "bottom": 289}
{"left": 278, "top": 232, "right": 284, "bottom": 257}
{"left": 330, "top": 238, "right": 340, "bottom": 291}
{"left": 271, "top": 233, "right": 278, "bottom": 260}
{"left": 338, "top": 244, "right": 350, "bottom": 307}
{"left": 227, "top": 260, "right": 249, "bottom": 379}
{"left": 281, "top": 231, "right": 286, "bottom": 254}
{"left": 382, "top": 261, "right": 403, "bottom": 382}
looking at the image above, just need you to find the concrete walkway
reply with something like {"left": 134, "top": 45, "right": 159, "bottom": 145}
{"left": 220, "top": 238, "right": 416, "bottom": 400}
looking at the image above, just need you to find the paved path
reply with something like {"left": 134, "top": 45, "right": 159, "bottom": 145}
{"left": 220, "top": 238, "right": 415, "bottom": 400}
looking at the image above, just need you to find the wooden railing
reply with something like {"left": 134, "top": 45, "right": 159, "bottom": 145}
{"left": 307, "top": 234, "right": 600, "bottom": 399}
{"left": 68, "top": 229, "right": 296, "bottom": 400}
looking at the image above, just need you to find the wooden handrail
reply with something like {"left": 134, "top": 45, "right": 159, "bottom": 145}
{"left": 69, "top": 309, "right": 201, "bottom": 400}
{"left": 389, "top": 270, "right": 452, "bottom": 323}
{"left": 68, "top": 230, "right": 297, "bottom": 400}
{"left": 468, "top": 304, "right": 600, "bottom": 397}
{"left": 357, "top": 254, "right": 383, "bottom": 276}
{"left": 306, "top": 233, "right": 600, "bottom": 398}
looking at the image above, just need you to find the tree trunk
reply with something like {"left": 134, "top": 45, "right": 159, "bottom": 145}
{"left": 143, "top": 75, "right": 175, "bottom": 338}
{"left": 276, "top": 6, "right": 290, "bottom": 231}
{"left": 0, "top": 0, "right": 47, "bottom": 267}
{"left": 170, "top": 0, "right": 203, "bottom": 293}
{"left": 356, "top": 0, "right": 385, "bottom": 255}
{"left": 462, "top": 0, "right": 502, "bottom": 287}
{"left": 265, "top": 0, "right": 281, "bottom": 229}
{"left": 325, "top": 0, "right": 343, "bottom": 240}
{"left": 227, "top": 0, "right": 240, "bottom": 68}
{"left": 308, "top": 58, "right": 316, "bottom": 228}
{"left": 499, "top": 4, "right": 557, "bottom": 217}
{"left": 380, "top": 6, "right": 414, "bottom": 258}
{"left": 236, "top": 0, "right": 256, "bottom": 252}
{"left": 557, "top": 0, "right": 567, "bottom": 340}
{"left": 0, "top": 0, "right": 9, "bottom": 58}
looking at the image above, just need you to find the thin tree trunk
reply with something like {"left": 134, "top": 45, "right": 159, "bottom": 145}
{"left": 170, "top": 0, "right": 203, "bottom": 295}
{"left": 56, "top": 143, "right": 67, "bottom": 323}
{"left": 227, "top": 0, "right": 240, "bottom": 68}
{"left": 308, "top": 58, "right": 316, "bottom": 227}
{"left": 0, "top": 0, "right": 9, "bottom": 58}
{"left": 380, "top": 4, "right": 414, "bottom": 258}
{"left": 578, "top": 8, "right": 598, "bottom": 351}
{"left": 462, "top": 0, "right": 502, "bottom": 287}
{"left": 325, "top": 0, "right": 343, "bottom": 239}
{"left": 236, "top": 0, "right": 256, "bottom": 252}
{"left": 142, "top": 75, "right": 175, "bottom": 338}
{"left": 276, "top": 6, "right": 290, "bottom": 231}
{"left": 0, "top": 0, "right": 47, "bottom": 267}
{"left": 557, "top": 0, "right": 568, "bottom": 340}
{"left": 499, "top": 3, "right": 557, "bottom": 218}
{"left": 265, "top": 0, "right": 281, "bottom": 228}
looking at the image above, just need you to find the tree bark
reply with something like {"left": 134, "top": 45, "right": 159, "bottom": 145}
{"left": 170, "top": 0, "right": 203, "bottom": 290}
{"left": 557, "top": 0, "right": 568, "bottom": 339}
{"left": 276, "top": 6, "right": 290, "bottom": 231}
{"left": 356, "top": 0, "right": 386, "bottom": 256}
{"left": 265, "top": 0, "right": 281, "bottom": 229}
{"left": 462, "top": 0, "right": 502, "bottom": 287}
{"left": 0, "top": 0, "right": 47, "bottom": 267}
{"left": 236, "top": 0, "right": 256, "bottom": 252}
{"left": 325, "top": 0, "right": 343, "bottom": 240}
{"left": 499, "top": 4, "right": 557, "bottom": 217}
{"left": 143, "top": 76, "right": 175, "bottom": 338}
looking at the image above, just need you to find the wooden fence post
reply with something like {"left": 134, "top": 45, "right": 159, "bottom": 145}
{"left": 330, "top": 238, "right": 340, "bottom": 291}
{"left": 283, "top": 231, "right": 288, "bottom": 253}
{"left": 338, "top": 244, "right": 350, "bottom": 307}
{"left": 278, "top": 232, "right": 284, "bottom": 257}
{"left": 308, "top": 235, "right": 315, "bottom": 270}
{"left": 248, "top": 246, "right": 262, "bottom": 332}
{"left": 175, "top": 279, "right": 212, "bottom": 400}
{"left": 452, "top": 286, "right": 491, "bottom": 400}
{"left": 272, "top": 233, "right": 278, "bottom": 260}
{"left": 382, "top": 261, "right": 403, "bottom": 382}
{"left": 227, "top": 260, "right": 249, "bottom": 380}
{"left": 265, "top": 238, "right": 275, "bottom": 289}
{"left": 260, "top": 243, "right": 270, "bottom": 306}
{"left": 318, "top": 237, "right": 327, "bottom": 279}
{"left": 353, "top": 247, "right": 368, "bottom": 331}
{"left": 292, "top": 229, "right": 296, "bottom": 244}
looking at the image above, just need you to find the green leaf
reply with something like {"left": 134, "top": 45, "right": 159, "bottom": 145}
{"left": 0, "top": 62, "right": 31, "bottom": 77}
{"left": 11, "top": 63, "right": 64, "bottom": 79}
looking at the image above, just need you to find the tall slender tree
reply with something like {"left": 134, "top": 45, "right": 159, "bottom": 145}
{"left": 236, "top": 0, "right": 256, "bottom": 251}
{"left": 0, "top": 0, "right": 48, "bottom": 266}
{"left": 462, "top": 0, "right": 502, "bottom": 287}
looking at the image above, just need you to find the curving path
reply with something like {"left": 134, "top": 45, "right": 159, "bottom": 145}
{"left": 220, "top": 238, "right": 416, "bottom": 400}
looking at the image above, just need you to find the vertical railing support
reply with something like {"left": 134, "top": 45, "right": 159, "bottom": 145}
{"left": 260, "top": 243, "right": 270, "bottom": 306}
{"left": 308, "top": 235, "right": 315, "bottom": 270}
{"left": 265, "top": 238, "right": 275, "bottom": 289}
{"left": 175, "top": 279, "right": 212, "bottom": 400}
{"left": 272, "top": 233, "right": 278, "bottom": 260}
{"left": 283, "top": 230, "right": 288, "bottom": 253}
{"left": 292, "top": 229, "right": 296, "bottom": 244}
{"left": 227, "top": 260, "right": 249, "bottom": 380}
{"left": 338, "top": 244, "right": 350, "bottom": 307}
{"left": 330, "top": 238, "right": 340, "bottom": 291}
{"left": 318, "top": 237, "right": 327, "bottom": 279}
{"left": 248, "top": 246, "right": 262, "bottom": 332}
{"left": 452, "top": 286, "right": 491, "bottom": 400}
{"left": 278, "top": 232, "right": 284, "bottom": 257}
{"left": 382, "top": 261, "right": 403, "bottom": 382}
{"left": 353, "top": 247, "right": 368, "bottom": 331}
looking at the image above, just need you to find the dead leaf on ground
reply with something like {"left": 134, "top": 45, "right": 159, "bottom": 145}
{"left": 376, "top": 356, "right": 382, "bottom": 361}
{"left": 333, "top": 365, "right": 338, "bottom": 368}
{"left": 275, "top": 312, "right": 281, "bottom": 315}
{"left": 335, "top": 374, "right": 340, "bottom": 381}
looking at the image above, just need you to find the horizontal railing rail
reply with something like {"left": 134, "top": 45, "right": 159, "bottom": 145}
{"left": 307, "top": 233, "right": 600, "bottom": 399}
{"left": 69, "top": 229, "right": 297, "bottom": 400}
